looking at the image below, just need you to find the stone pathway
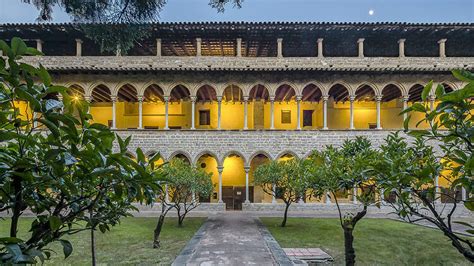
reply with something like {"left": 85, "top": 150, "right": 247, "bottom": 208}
{"left": 173, "top": 213, "right": 292, "bottom": 265}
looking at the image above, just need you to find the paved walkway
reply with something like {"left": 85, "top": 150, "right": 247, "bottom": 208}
{"left": 173, "top": 213, "right": 292, "bottom": 265}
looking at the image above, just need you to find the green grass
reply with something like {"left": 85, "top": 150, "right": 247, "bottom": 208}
{"left": 261, "top": 218, "right": 472, "bottom": 265}
{"left": 0, "top": 217, "right": 206, "bottom": 265}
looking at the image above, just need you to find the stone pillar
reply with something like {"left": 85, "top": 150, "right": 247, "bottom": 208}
{"left": 217, "top": 96, "right": 222, "bottom": 130}
{"left": 75, "top": 39, "right": 83, "bottom": 56}
{"left": 270, "top": 96, "right": 275, "bottom": 129}
{"left": 33, "top": 112, "right": 38, "bottom": 128}
{"left": 322, "top": 95, "right": 329, "bottom": 130}
{"left": 164, "top": 96, "right": 169, "bottom": 130}
{"left": 357, "top": 38, "right": 364, "bottom": 58}
{"left": 217, "top": 166, "right": 224, "bottom": 203}
{"left": 429, "top": 95, "right": 436, "bottom": 111}
{"left": 353, "top": 186, "right": 358, "bottom": 204}
{"left": 84, "top": 95, "right": 91, "bottom": 114}
{"left": 438, "top": 39, "right": 447, "bottom": 58}
{"left": 116, "top": 44, "right": 121, "bottom": 56}
{"left": 138, "top": 95, "right": 143, "bottom": 129}
{"left": 325, "top": 192, "right": 331, "bottom": 204}
{"left": 296, "top": 95, "right": 302, "bottom": 130}
{"left": 165, "top": 184, "right": 170, "bottom": 203}
{"left": 156, "top": 38, "right": 162, "bottom": 57}
{"left": 349, "top": 95, "right": 355, "bottom": 130}
{"left": 111, "top": 96, "right": 117, "bottom": 129}
{"left": 243, "top": 95, "right": 249, "bottom": 130}
{"left": 277, "top": 38, "right": 283, "bottom": 58}
{"left": 236, "top": 38, "right": 242, "bottom": 57}
{"left": 375, "top": 95, "right": 382, "bottom": 130}
{"left": 317, "top": 38, "right": 324, "bottom": 58}
{"left": 380, "top": 188, "right": 385, "bottom": 204}
{"left": 462, "top": 187, "right": 467, "bottom": 201}
{"left": 398, "top": 39, "right": 406, "bottom": 58}
{"left": 244, "top": 166, "right": 250, "bottom": 203}
{"left": 190, "top": 96, "right": 196, "bottom": 130}
{"left": 196, "top": 38, "right": 202, "bottom": 57}
{"left": 402, "top": 95, "right": 409, "bottom": 121}
{"left": 272, "top": 184, "right": 277, "bottom": 203}
{"left": 36, "top": 39, "right": 43, "bottom": 53}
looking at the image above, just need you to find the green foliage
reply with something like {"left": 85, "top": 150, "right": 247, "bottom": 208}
{"left": 0, "top": 38, "right": 161, "bottom": 263}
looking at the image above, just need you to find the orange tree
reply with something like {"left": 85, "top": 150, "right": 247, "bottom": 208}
{"left": 0, "top": 38, "right": 161, "bottom": 264}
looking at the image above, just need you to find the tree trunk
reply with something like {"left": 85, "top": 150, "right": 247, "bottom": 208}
{"left": 343, "top": 226, "right": 356, "bottom": 266}
{"left": 10, "top": 175, "right": 23, "bottom": 238}
{"left": 281, "top": 202, "right": 291, "bottom": 227}
{"left": 178, "top": 214, "right": 185, "bottom": 227}
{"left": 153, "top": 214, "right": 166, "bottom": 248}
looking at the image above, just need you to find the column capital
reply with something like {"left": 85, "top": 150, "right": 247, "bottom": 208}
{"left": 277, "top": 38, "right": 283, "bottom": 43}
{"left": 296, "top": 95, "right": 302, "bottom": 101}
{"left": 216, "top": 95, "right": 222, "bottom": 102}
{"left": 437, "top": 38, "right": 447, "bottom": 44}
{"left": 190, "top": 95, "right": 197, "bottom": 102}
{"left": 375, "top": 95, "right": 383, "bottom": 102}
{"left": 357, "top": 38, "right": 365, "bottom": 43}
{"left": 349, "top": 95, "right": 356, "bottom": 102}
{"left": 217, "top": 166, "right": 224, "bottom": 173}
{"left": 35, "top": 39, "right": 43, "bottom": 44}
{"left": 244, "top": 166, "right": 250, "bottom": 173}
{"left": 269, "top": 96, "right": 275, "bottom": 102}
{"left": 84, "top": 95, "right": 91, "bottom": 103}
{"left": 317, "top": 38, "right": 324, "bottom": 43}
{"left": 402, "top": 95, "right": 410, "bottom": 102}
{"left": 322, "top": 95, "right": 329, "bottom": 101}
{"left": 110, "top": 95, "right": 117, "bottom": 102}
{"left": 398, "top": 38, "right": 406, "bottom": 43}
{"left": 75, "top": 38, "right": 83, "bottom": 44}
{"left": 137, "top": 95, "right": 143, "bottom": 102}
{"left": 428, "top": 94, "right": 437, "bottom": 101}
{"left": 243, "top": 95, "right": 249, "bottom": 102}
{"left": 163, "top": 95, "right": 169, "bottom": 102}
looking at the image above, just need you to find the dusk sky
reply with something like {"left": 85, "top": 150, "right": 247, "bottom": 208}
{"left": 0, "top": 0, "right": 473, "bottom": 23}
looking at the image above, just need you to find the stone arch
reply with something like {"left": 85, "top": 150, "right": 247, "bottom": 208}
{"left": 67, "top": 84, "right": 86, "bottom": 100}
{"left": 248, "top": 150, "right": 274, "bottom": 165}
{"left": 166, "top": 82, "right": 192, "bottom": 97}
{"left": 381, "top": 84, "right": 403, "bottom": 102}
{"left": 219, "top": 150, "right": 247, "bottom": 166}
{"left": 248, "top": 84, "right": 270, "bottom": 101}
{"left": 222, "top": 84, "right": 244, "bottom": 102}
{"left": 356, "top": 82, "right": 380, "bottom": 96}
{"left": 90, "top": 84, "right": 112, "bottom": 102}
{"left": 274, "top": 83, "right": 297, "bottom": 102}
{"left": 355, "top": 84, "right": 376, "bottom": 101}
{"left": 145, "top": 150, "right": 160, "bottom": 157}
{"left": 112, "top": 81, "right": 137, "bottom": 97}
{"left": 408, "top": 83, "right": 425, "bottom": 102}
{"left": 275, "top": 150, "right": 299, "bottom": 160}
{"left": 117, "top": 83, "right": 138, "bottom": 102}
{"left": 275, "top": 81, "right": 300, "bottom": 96}
{"left": 169, "top": 84, "right": 191, "bottom": 102}
{"left": 195, "top": 84, "right": 217, "bottom": 102}
{"left": 382, "top": 82, "right": 407, "bottom": 96}
{"left": 441, "top": 82, "right": 457, "bottom": 93}
{"left": 193, "top": 150, "right": 219, "bottom": 165}
{"left": 168, "top": 150, "right": 192, "bottom": 163}
{"left": 143, "top": 84, "right": 165, "bottom": 102}
{"left": 301, "top": 83, "right": 323, "bottom": 102}
{"left": 328, "top": 83, "right": 350, "bottom": 102}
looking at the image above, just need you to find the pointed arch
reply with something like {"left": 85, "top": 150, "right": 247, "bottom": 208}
{"left": 274, "top": 83, "right": 297, "bottom": 102}
{"left": 248, "top": 84, "right": 270, "bottom": 101}
{"left": 91, "top": 84, "right": 112, "bottom": 102}
{"left": 219, "top": 150, "right": 247, "bottom": 166}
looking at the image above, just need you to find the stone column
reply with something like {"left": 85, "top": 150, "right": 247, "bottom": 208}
{"left": 243, "top": 95, "right": 249, "bottom": 130}
{"left": 353, "top": 187, "right": 358, "bottom": 204}
{"left": 438, "top": 39, "right": 447, "bottom": 58}
{"left": 116, "top": 44, "right": 121, "bottom": 56}
{"left": 357, "top": 38, "right": 364, "bottom": 58}
{"left": 165, "top": 184, "right": 170, "bottom": 203}
{"left": 84, "top": 95, "right": 91, "bottom": 114}
{"left": 236, "top": 38, "right": 242, "bottom": 57}
{"left": 317, "top": 38, "right": 324, "bottom": 58}
{"left": 322, "top": 95, "right": 329, "bottom": 130}
{"left": 156, "top": 38, "right": 162, "bottom": 57}
{"left": 217, "top": 166, "right": 224, "bottom": 203}
{"left": 325, "top": 192, "right": 331, "bottom": 204}
{"left": 138, "top": 95, "right": 143, "bottom": 129}
{"left": 375, "top": 95, "right": 382, "bottom": 130}
{"left": 111, "top": 96, "right": 117, "bottom": 129}
{"left": 380, "top": 188, "right": 385, "bottom": 204}
{"left": 270, "top": 96, "right": 275, "bottom": 129}
{"left": 462, "top": 187, "right": 467, "bottom": 201}
{"left": 164, "top": 96, "right": 169, "bottom": 130}
{"left": 196, "top": 38, "right": 202, "bottom": 57}
{"left": 398, "top": 39, "right": 406, "bottom": 58}
{"left": 190, "top": 96, "right": 196, "bottom": 130}
{"left": 429, "top": 95, "right": 436, "bottom": 112}
{"left": 217, "top": 96, "right": 222, "bottom": 130}
{"left": 349, "top": 95, "right": 355, "bottom": 130}
{"left": 277, "top": 38, "right": 283, "bottom": 58}
{"left": 244, "top": 166, "right": 250, "bottom": 203}
{"left": 402, "top": 95, "right": 409, "bottom": 122}
{"left": 272, "top": 184, "right": 277, "bottom": 203}
{"left": 75, "top": 39, "right": 82, "bottom": 56}
{"left": 36, "top": 39, "right": 43, "bottom": 53}
{"left": 33, "top": 112, "right": 38, "bottom": 128}
{"left": 296, "top": 95, "right": 302, "bottom": 130}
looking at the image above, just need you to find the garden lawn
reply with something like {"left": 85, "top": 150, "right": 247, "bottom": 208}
{"left": 261, "top": 218, "right": 472, "bottom": 265}
{"left": 0, "top": 217, "right": 206, "bottom": 265}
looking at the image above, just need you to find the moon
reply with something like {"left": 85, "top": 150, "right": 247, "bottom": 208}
{"left": 369, "top": 9, "right": 375, "bottom": 16}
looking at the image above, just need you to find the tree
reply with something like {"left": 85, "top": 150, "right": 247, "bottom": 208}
{"left": 375, "top": 132, "right": 473, "bottom": 262}
{"left": 253, "top": 158, "right": 311, "bottom": 227}
{"left": 310, "top": 137, "right": 378, "bottom": 266}
{"left": 152, "top": 158, "right": 212, "bottom": 248}
{"left": 0, "top": 38, "right": 160, "bottom": 264}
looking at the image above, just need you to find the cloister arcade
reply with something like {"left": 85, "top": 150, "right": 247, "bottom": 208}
{"left": 53, "top": 79, "right": 460, "bottom": 131}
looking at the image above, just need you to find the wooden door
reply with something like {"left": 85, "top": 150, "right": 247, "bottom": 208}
{"left": 253, "top": 101, "right": 264, "bottom": 129}
{"left": 222, "top": 186, "right": 234, "bottom": 210}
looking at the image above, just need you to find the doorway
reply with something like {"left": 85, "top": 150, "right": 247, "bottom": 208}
{"left": 222, "top": 186, "right": 254, "bottom": 210}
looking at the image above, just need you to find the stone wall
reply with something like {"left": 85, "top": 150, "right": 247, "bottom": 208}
{"left": 115, "top": 129, "right": 409, "bottom": 165}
